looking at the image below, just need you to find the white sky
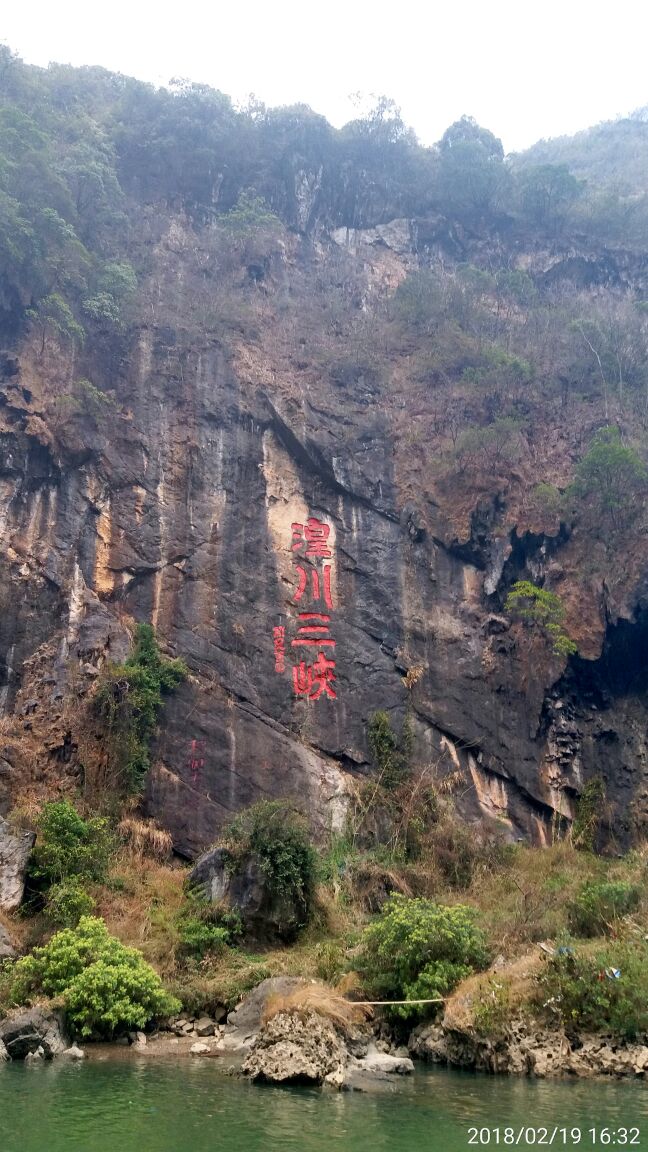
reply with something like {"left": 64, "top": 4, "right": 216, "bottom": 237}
{"left": 3, "top": 1, "right": 648, "bottom": 153}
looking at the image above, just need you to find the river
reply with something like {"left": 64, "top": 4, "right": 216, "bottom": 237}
{"left": 1, "top": 1058, "right": 647, "bottom": 1152}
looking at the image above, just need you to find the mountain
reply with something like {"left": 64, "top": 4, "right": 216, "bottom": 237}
{"left": 0, "top": 47, "right": 647, "bottom": 856}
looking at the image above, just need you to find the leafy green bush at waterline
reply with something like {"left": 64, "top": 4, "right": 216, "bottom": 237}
{"left": 11, "top": 916, "right": 180, "bottom": 1038}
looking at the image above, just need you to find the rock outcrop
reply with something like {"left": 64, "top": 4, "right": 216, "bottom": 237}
{"left": 216, "top": 976, "right": 308, "bottom": 1054}
{"left": 409, "top": 1018, "right": 648, "bottom": 1079}
{"left": 189, "top": 847, "right": 307, "bottom": 943}
{"left": 0, "top": 817, "right": 35, "bottom": 911}
{"left": 0, "top": 1008, "right": 67, "bottom": 1060}
{"left": 0, "top": 921, "right": 17, "bottom": 959}
{"left": 242, "top": 1009, "right": 348, "bottom": 1085}
{"left": 242, "top": 1009, "right": 414, "bottom": 1089}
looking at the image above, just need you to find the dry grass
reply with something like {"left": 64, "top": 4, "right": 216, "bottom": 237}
{"left": 117, "top": 816, "right": 173, "bottom": 860}
{"left": 93, "top": 851, "right": 185, "bottom": 977}
{"left": 262, "top": 980, "right": 372, "bottom": 1033}
{"left": 443, "top": 950, "right": 545, "bottom": 1031}
{"left": 463, "top": 840, "right": 607, "bottom": 951}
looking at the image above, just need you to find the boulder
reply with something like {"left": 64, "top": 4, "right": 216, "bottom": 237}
{"left": 0, "top": 1008, "right": 67, "bottom": 1060}
{"left": 0, "top": 1039, "right": 8, "bottom": 1063}
{"left": 357, "top": 1043, "right": 414, "bottom": 1075}
{"left": 189, "top": 847, "right": 307, "bottom": 943}
{"left": 62, "top": 1045, "right": 85, "bottom": 1060}
{"left": 0, "top": 817, "right": 35, "bottom": 911}
{"left": 0, "top": 921, "right": 16, "bottom": 960}
{"left": 217, "top": 976, "right": 307, "bottom": 1054}
{"left": 242, "top": 1010, "right": 347, "bottom": 1085}
{"left": 194, "top": 1017, "right": 216, "bottom": 1037}
{"left": 190, "top": 1042, "right": 211, "bottom": 1055}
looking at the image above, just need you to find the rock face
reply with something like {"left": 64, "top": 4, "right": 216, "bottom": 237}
{"left": 0, "top": 1008, "right": 67, "bottom": 1060}
{"left": 189, "top": 847, "right": 307, "bottom": 942}
{"left": 0, "top": 817, "right": 35, "bottom": 911}
{"left": 0, "top": 212, "right": 647, "bottom": 851}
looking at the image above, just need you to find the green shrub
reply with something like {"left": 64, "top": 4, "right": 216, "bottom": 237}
{"left": 223, "top": 800, "right": 317, "bottom": 931}
{"left": 571, "top": 777, "right": 606, "bottom": 851}
{"left": 537, "top": 939, "right": 648, "bottom": 1039}
{"left": 177, "top": 919, "right": 230, "bottom": 960}
{"left": 357, "top": 894, "right": 490, "bottom": 1020}
{"left": 11, "top": 916, "right": 179, "bottom": 1038}
{"left": 504, "top": 580, "right": 577, "bottom": 658}
{"left": 176, "top": 896, "right": 242, "bottom": 961}
{"left": 568, "top": 880, "right": 641, "bottom": 937}
{"left": 94, "top": 623, "right": 188, "bottom": 794}
{"left": 472, "top": 979, "right": 511, "bottom": 1038}
{"left": 314, "top": 940, "right": 347, "bottom": 985}
{"left": 45, "top": 878, "right": 95, "bottom": 927}
{"left": 28, "top": 801, "right": 113, "bottom": 891}
{"left": 367, "top": 711, "right": 411, "bottom": 789}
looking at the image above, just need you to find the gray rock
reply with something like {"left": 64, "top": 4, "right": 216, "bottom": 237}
{"left": 217, "top": 977, "right": 308, "bottom": 1054}
{"left": 62, "top": 1045, "right": 85, "bottom": 1060}
{"left": 194, "top": 1017, "right": 216, "bottom": 1037}
{"left": 0, "top": 921, "right": 16, "bottom": 960}
{"left": 0, "top": 1008, "right": 67, "bottom": 1060}
{"left": 408, "top": 1022, "right": 448, "bottom": 1063}
{"left": 189, "top": 848, "right": 307, "bottom": 944}
{"left": 358, "top": 1043, "right": 414, "bottom": 1075}
{"left": 0, "top": 1039, "right": 9, "bottom": 1063}
{"left": 190, "top": 1042, "right": 211, "bottom": 1055}
{"left": 242, "top": 1010, "right": 347, "bottom": 1085}
{"left": 0, "top": 817, "right": 35, "bottom": 911}
{"left": 339, "top": 1065, "right": 399, "bottom": 1093}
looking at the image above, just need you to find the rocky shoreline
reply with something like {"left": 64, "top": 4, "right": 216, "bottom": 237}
{"left": 2, "top": 977, "right": 647, "bottom": 1087}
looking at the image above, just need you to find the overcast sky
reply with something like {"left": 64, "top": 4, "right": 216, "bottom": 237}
{"left": 3, "top": 1, "right": 648, "bottom": 153}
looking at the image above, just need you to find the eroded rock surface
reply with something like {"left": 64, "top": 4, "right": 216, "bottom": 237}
{"left": 0, "top": 817, "right": 35, "bottom": 911}
{"left": 0, "top": 1008, "right": 67, "bottom": 1060}
{"left": 410, "top": 1018, "right": 648, "bottom": 1079}
{"left": 242, "top": 1010, "right": 348, "bottom": 1085}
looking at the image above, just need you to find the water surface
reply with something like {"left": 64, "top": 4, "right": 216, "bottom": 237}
{"left": 1, "top": 1057, "right": 647, "bottom": 1152}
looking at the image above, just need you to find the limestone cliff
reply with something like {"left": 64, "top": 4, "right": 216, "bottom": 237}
{"left": 0, "top": 199, "right": 647, "bottom": 855}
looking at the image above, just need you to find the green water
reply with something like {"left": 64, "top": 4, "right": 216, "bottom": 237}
{"left": 1, "top": 1058, "right": 647, "bottom": 1152}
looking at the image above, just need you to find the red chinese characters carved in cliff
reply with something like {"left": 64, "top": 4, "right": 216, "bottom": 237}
{"left": 273, "top": 515, "right": 339, "bottom": 700}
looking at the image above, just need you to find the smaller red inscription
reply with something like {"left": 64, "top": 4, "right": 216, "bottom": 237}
{"left": 188, "top": 738, "right": 206, "bottom": 785}
{"left": 273, "top": 625, "right": 286, "bottom": 673}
